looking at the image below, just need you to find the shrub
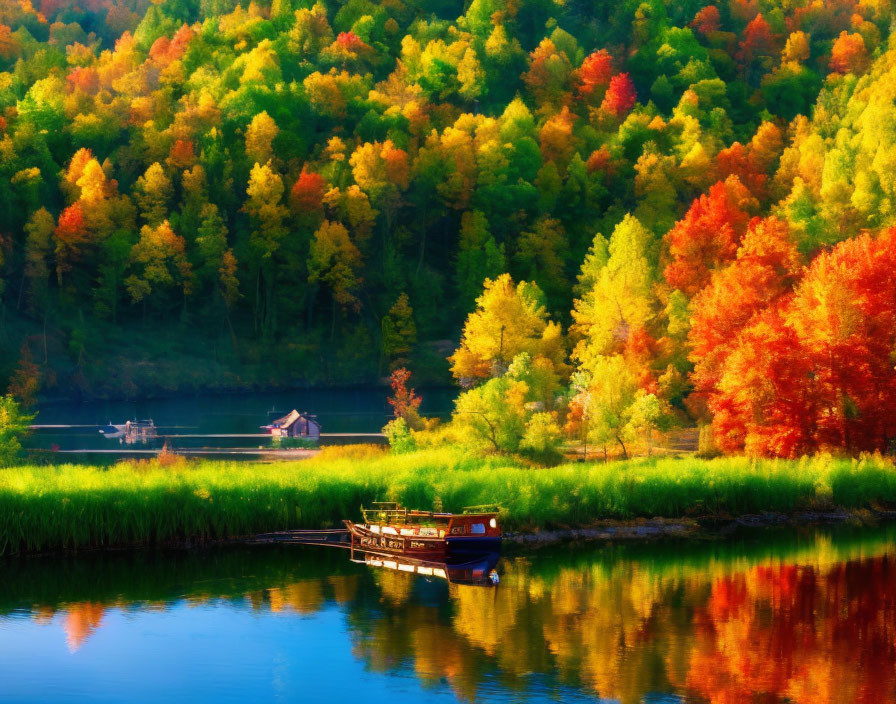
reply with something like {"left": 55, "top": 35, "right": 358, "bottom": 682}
{"left": 520, "top": 412, "right": 564, "bottom": 464}
{"left": 0, "top": 395, "right": 35, "bottom": 467}
{"left": 383, "top": 417, "right": 417, "bottom": 453}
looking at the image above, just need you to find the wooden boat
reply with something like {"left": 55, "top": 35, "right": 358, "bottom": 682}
{"left": 345, "top": 502, "right": 501, "bottom": 563}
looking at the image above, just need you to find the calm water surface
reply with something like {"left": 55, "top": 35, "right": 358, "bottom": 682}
{"left": 1, "top": 527, "right": 895, "bottom": 703}
{"left": 26, "top": 388, "right": 456, "bottom": 453}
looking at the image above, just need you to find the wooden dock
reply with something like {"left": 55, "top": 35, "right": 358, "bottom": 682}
{"left": 246, "top": 529, "right": 351, "bottom": 547}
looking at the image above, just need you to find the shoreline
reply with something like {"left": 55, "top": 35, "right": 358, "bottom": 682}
{"left": 504, "top": 509, "right": 896, "bottom": 547}
{"left": 4, "top": 449, "right": 896, "bottom": 557}
{"left": 6, "top": 509, "right": 895, "bottom": 559}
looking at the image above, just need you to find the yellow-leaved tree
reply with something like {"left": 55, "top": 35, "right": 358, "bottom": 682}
{"left": 570, "top": 214, "right": 654, "bottom": 373}
{"left": 308, "top": 220, "right": 363, "bottom": 339}
{"left": 125, "top": 220, "right": 192, "bottom": 307}
{"left": 245, "top": 111, "right": 278, "bottom": 165}
{"left": 449, "top": 273, "right": 567, "bottom": 387}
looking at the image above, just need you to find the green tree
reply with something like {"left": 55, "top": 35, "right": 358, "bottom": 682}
{"left": 0, "top": 394, "right": 35, "bottom": 466}
{"left": 381, "top": 293, "right": 416, "bottom": 371}
{"left": 455, "top": 211, "right": 505, "bottom": 313}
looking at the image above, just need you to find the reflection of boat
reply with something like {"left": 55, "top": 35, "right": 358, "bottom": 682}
{"left": 345, "top": 502, "right": 501, "bottom": 563}
{"left": 355, "top": 551, "right": 500, "bottom": 586}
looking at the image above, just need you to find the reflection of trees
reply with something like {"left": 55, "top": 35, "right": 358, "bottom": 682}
{"left": 4, "top": 531, "right": 896, "bottom": 702}
{"left": 687, "top": 559, "right": 896, "bottom": 704}
{"left": 63, "top": 602, "right": 105, "bottom": 652}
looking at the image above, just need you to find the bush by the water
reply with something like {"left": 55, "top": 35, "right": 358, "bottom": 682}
{"left": 0, "top": 395, "right": 33, "bottom": 467}
{"left": 1, "top": 448, "right": 896, "bottom": 555}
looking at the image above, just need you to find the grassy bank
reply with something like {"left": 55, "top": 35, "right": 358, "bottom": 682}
{"left": 2, "top": 447, "right": 896, "bottom": 555}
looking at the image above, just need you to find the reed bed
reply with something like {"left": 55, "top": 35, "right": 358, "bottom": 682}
{"left": 1, "top": 447, "right": 895, "bottom": 555}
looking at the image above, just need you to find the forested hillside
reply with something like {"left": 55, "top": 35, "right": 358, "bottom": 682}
{"left": 0, "top": 0, "right": 895, "bottom": 444}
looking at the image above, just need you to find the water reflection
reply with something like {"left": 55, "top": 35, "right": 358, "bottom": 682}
{"left": 357, "top": 552, "right": 501, "bottom": 586}
{"left": 1, "top": 528, "right": 895, "bottom": 703}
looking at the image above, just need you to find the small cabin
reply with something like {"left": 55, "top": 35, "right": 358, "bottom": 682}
{"left": 262, "top": 410, "right": 321, "bottom": 440}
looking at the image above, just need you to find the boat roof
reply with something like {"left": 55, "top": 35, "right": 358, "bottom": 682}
{"left": 360, "top": 502, "right": 500, "bottom": 526}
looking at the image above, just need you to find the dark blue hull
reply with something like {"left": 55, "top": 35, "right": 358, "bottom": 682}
{"left": 445, "top": 536, "right": 502, "bottom": 561}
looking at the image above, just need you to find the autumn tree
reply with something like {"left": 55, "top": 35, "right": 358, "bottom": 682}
{"left": 830, "top": 32, "right": 868, "bottom": 75}
{"left": 688, "top": 216, "right": 802, "bottom": 444}
{"left": 577, "top": 49, "right": 613, "bottom": 99}
{"left": 690, "top": 6, "right": 721, "bottom": 35}
{"left": 125, "top": 220, "right": 192, "bottom": 309}
{"left": 290, "top": 167, "right": 326, "bottom": 215}
{"left": 571, "top": 215, "right": 654, "bottom": 368}
{"left": 700, "top": 227, "right": 896, "bottom": 456}
{"left": 449, "top": 274, "right": 567, "bottom": 385}
{"left": 600, "top": 73, "right": 637, "bottom": 118}
{"left": 387, "top": 367, "right": 422, "bottom": 429}
{"left": 308, "top": 220, "right": 363, "bottom": 339}
{"left": 54, "top": 203, "right": 89, "bottom": 287}
{"left": 785, "top": 229, "right": 896, "bottom": 453}
{"left": 245, "top": 111, "right": 279, "bottom": 165}
{"left": 452, "top": 352, "right": 563, "bottom": 458}
{"left": 664, "top": 176, "right": 758, "bottom": 295}
{"left": 244, "top": 161, "right": 288, "bottom": 335}
{"left": 135, "top": 163, "right": 172, "bottom": 226}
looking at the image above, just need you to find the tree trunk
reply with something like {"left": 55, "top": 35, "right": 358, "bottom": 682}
{"left": 254, "top": 270, "right": 261, "bottom": 334}
{"left": 42, "top": 309, "right": 48, "bottom": 364}
{"left": 330, "top": 297, "right": 337, "bottom": 343}
{"left": 615, "top": 433, "right": 628, "bottom": 459}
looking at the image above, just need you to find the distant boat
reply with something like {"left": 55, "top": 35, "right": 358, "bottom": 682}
{"left": 99, "top": 423, "right": 126, "bottom": 439}
{"left": 99, "top": 420, "right": 157, "bottom": 444}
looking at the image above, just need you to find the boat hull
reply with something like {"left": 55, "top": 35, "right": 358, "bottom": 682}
{"left": 446, "top": 536, "right": 502, "bottom": 559}
{"left": 345, "top": 521, "right": 500, "bottom": 563}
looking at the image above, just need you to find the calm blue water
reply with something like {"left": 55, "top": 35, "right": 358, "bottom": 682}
{"left": 1, "top": 528, "right": 895, "bottom": 703}
{"left": 25, "top": 388, "right": 456, "bottom": 454}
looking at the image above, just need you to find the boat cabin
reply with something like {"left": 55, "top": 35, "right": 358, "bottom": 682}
{"left": 346, "top": 502, "right": 501, "bottom": 563}
{"left": 124, "top": 419, "right": 156, "bottom": 444}
{"left": 261, "top": 410, "right": 321, "bottom": 439}
{"left": 359, "top": 502, "right": 501, "bottom": 540}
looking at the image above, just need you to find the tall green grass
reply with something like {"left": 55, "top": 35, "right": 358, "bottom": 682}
{"left": 1, "top": 447, "right": 895, "bottom": 555}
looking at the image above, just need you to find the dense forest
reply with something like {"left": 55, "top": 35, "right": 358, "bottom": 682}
{"left": 1, "top": 0, "right": 896, "bottom": 454}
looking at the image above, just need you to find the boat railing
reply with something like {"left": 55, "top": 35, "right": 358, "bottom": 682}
{"left": 462, "top": 504, "right": 501, "bottom": 515}
{"left": 361, "top": 502, "right": 408, "bottom": 525}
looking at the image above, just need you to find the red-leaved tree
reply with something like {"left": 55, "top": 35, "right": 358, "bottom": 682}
{"left": 577, "top": 50, "right": 614, "bottom": 98}
{"left": 387, "top": 368, "right": 422, "bottom": 428}
{"left": 664, "top": 175, "right": 757, "bottom": 296}
{"left": 600, "top": 73, "right": 637, "bottom": 118}
{"left": 700, "top": 227, "right": 896, "bottom": 456}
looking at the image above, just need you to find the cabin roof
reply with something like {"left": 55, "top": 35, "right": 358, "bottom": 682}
{"left": 268, "top": 409, "right": 319, "bottom": 428}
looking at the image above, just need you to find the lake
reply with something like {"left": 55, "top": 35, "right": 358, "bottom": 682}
{"left": 1, "top": 526, "right": 894, "bottom": 703}
{"left": 25, "top": 387, "right": 456, "bottom": 454}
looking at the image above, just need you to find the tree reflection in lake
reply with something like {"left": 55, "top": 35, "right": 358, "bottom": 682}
{"left": 0, "top": 527, "right": 894, "bottom": 703}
